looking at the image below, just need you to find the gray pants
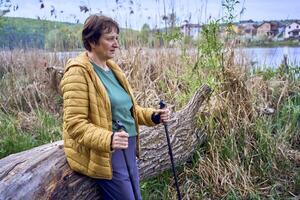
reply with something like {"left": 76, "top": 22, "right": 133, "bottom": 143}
{"left": 95, "top": 136, "right": 142, "bottom": 200}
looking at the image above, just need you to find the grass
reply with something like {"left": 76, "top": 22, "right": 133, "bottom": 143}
{"left": 0, "top": 110, "right": 62, "bottom": 158}
{"left": 0, "top": 49, "right": 63, "bottom": 158}
{"left": 141, "top": 171, "right": 172, "bottom": 200}
{"left": 0, "top": 112, "right": 35, "bottom": 158}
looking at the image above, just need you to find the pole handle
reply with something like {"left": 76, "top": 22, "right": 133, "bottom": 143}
{"left": 115, "top": 120, "right": 126, "bottom": 132}
{"left": 159, "top": 100, "right": 166, "bottom": 109}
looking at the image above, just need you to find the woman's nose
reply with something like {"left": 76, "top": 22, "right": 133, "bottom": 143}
{"left": 113, "top": 40, "right": 119, "bottom": 48}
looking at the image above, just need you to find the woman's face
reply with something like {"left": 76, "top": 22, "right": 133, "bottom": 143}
{"left": 92, "top": 28, "right": 119, "bottom": 60}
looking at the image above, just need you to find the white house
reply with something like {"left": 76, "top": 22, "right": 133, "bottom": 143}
{"left": 284, "top": 22, "right": 300, "bottom": 39}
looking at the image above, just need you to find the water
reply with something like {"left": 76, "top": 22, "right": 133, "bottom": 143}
{"left": 52, "top": 46, "right": 300, "bottom": 69}
{"left": 235, "top": 46, "right": 300, "bottom": 69}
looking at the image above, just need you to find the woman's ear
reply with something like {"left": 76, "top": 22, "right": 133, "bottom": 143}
{"left": 90, "top": 41, "right": 96, "bottom": 49}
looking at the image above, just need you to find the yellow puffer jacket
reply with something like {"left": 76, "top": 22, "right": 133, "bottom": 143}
{"left": 60, "top": 52, "right": 157, "bottom": 179}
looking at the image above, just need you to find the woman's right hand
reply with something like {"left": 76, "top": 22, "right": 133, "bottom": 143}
{"left": 111, "top": 131, "right": 129, "bottom": 150}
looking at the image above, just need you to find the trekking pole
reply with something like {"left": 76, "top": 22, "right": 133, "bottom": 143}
{"left": 115, "top": 120, "right": 139, "bottom": 200}
{"left": 159, "top": 100, "right": 182, "bottom": 200}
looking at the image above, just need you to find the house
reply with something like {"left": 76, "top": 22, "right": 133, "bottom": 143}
{"left": 284, "top": 22, "right": 300, "bottom": 39}
{"left": 180, "top": 23, "right": 201, "bottom": 39}
{"left": 229, "top": 24, "right": 239, "bottom": 34}
{"left": 238, "top": 23, "right": 257, "bottom": 37}
{"left": 256, "top": 22, "right": 279, "bottom": 37}
{"left": 218, "top": 24, "right": 239, "bottom": 38}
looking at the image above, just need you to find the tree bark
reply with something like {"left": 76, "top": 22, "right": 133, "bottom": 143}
{"left": 0, "top": 84, "right": 212, "bottom": 200}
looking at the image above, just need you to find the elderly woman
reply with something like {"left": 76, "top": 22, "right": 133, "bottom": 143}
{"left": 60, "top": 15, "right": 170, "bottom": 200}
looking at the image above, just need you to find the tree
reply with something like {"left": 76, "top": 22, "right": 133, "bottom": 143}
{"left": 139, "top": 23, "right": 150, "bottom": 46}
{"left": 0, "top": 0, "right": 11, "bottom": 17}
{"left": 45, "top": 26, "right": 81, "bottom": 51}
{"left": 168, "top": 11, "right": 176, "bottom": 29}
{"left": 0, "top": 0, "right": 10, "bottom": 31}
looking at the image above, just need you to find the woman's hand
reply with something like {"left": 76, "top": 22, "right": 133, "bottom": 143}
{"left": 111, "top": 131, "right": 129, "bottom": 150}
{"left": 155, "top": 108, "right": 171, "bottom": 123}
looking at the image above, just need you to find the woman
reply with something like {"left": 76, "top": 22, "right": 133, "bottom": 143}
{"left": 60, "top": 14, "right": 170, "bottom": 200}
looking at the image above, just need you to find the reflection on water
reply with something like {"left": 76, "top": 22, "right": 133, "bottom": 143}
{"left": 235, "top": 46, "right": 300, "bottom": 69}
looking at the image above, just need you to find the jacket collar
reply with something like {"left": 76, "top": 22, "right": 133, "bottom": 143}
{"left": 64, "top": 51, "right": 130, "bottom": 96}
{"left": 65, "top": 52, "right": 124, "bottom": 76}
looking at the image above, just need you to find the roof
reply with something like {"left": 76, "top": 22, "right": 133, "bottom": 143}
{"left": 181, "top": 23, "right": 201, "bottom": 29}
{"left": 257, "top": 21, "right": 278, "bottom": 28}
{"left": 239, "top": 19, "right": 254, "bottom": 24}
{"left": 286, "top": 21, "right": 300, "bottom": 27}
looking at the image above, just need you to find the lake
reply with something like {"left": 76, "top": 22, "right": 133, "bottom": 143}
{"left": 235, "top": 46, "right": 300, "bottom": 69}
{"left": 53, "top": 46, "right": 300, "bottom": 69}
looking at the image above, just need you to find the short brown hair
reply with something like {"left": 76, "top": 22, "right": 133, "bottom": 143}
{"left": 82, "top": 15, "right": 120, "bottom": 51}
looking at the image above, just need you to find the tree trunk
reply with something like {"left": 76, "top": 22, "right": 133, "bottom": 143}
{"left": 0, "top": 84, "right": 212, "bottom": 200}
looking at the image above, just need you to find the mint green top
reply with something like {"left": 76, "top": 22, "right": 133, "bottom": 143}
{"left": 92, "top": 62, "right": 137, "bottom": 137}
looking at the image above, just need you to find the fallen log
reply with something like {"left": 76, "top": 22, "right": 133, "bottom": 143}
{"left": 0, "top": 84, "right": 212, "bottom": 200}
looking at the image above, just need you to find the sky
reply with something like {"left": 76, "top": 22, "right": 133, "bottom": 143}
{"left": 3, "top": 0, "right": 300, "bottom": 30}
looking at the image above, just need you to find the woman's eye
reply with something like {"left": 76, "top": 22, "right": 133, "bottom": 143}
{"left": 107, "top": 37, "right": 118, "bottom": 41}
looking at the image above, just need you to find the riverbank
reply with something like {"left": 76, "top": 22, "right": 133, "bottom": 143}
{"left": 243, "top": 38, "right": 300, "bottom": 48}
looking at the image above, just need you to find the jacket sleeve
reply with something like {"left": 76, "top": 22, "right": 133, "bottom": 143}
{"left": 60, "top": 66, "right": 112, "bottom": 153}
{"left": 135, "top": 104, "right": 157, "bottom": 126}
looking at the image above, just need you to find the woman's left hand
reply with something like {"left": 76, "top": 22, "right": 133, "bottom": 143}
{"left": 155, "top": 108, "right": 171, "bottom": 123}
